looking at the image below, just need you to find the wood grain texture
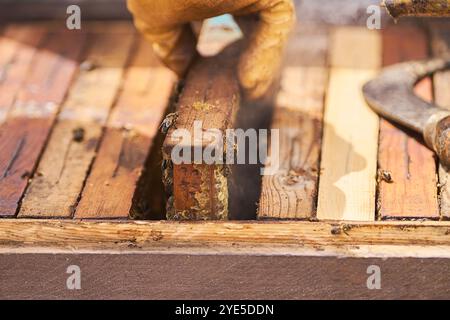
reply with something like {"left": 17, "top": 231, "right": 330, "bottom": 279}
{"left": 0, "top": 25, "right": 46, "bottom": 123}
{"left": 431, "top": 24, "right": 450, "bottom": 219}
{"left": 0, "top": 30, "right": 85, "bottom": 217}
{"left": 162, "top": 24, "right": 241, "bottom": 220}
{"left": 378, "top": 26, "right": 439, "bottom": 219}
{"left": 75, "top": 38, "right": 177, "bottom": 219}
{"left": 18, "top": 29, "right": 134, "bottom": 218}
{"left": 0, "top": 219, "right": 449, "bottom": 252}
{"left": 1, "top": 253, "right": 449, "bottom": 299}
{"left": 317, "top": 27, "right": 381, "bottom": 221}
{"left": 258, "top": 26, "right": 328, "bottom": 219}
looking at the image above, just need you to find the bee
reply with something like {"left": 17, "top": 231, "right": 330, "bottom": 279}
{"left": 161, "top": 159, "right": 168, "bottom": 171}
{"left": 79, "top": 60, "right": 96, "bottom": 72}
{"left": 72, "top": 127, "right": 85, "bottom": 142}
{"left": 161, "top": 158, "right": 172, "bottom": 172}
{"left": 159, "top": 112, "right": 178, "bottom": 134}
{"left": 377, "top": 169, "right": 394, "bottom": 184}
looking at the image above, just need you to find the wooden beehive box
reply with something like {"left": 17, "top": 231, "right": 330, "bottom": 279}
{"left": 0, "top": 6, "right": 449, "bottom": 299}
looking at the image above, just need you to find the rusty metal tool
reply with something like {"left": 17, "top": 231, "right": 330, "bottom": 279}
{"left": 363, "top": 58, "right": 450, "bottom": 167}
{"left": 364, "top": 0, "right": 450, "bottom": 166}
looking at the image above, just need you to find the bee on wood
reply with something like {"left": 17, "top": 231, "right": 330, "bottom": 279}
{"left": 161, "top": 159, "right": 168, "bottom": 171}
{"left": 377, "top": 169, "right": 394, "bottom": 184}
{"left": 159, "top": 112, "right": 178, "bottom": 134}
{"left": 79, "top": 60, "right": 96, "bottom": 72}
{"left": 72, "top": 127, "right": 85, "bottom": 142}
{"left": 161, "top": 158, "right": 173, "bottom": 172}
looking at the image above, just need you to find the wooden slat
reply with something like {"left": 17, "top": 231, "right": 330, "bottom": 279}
{"left": 19, "top": 29, "right": 134, "bottom": 218}
{"left": 0, "top": 29, "right": 85, "bottom": 217}
{"left": 164, "top": 51, "right": 239, "bottom": 220}
{"left": 317, "top": 27, "right": 381, "bottom": 221}
{"left": 431, "top": 24, "right": 450, "bottom": 218}
{"left": 0, "top": 25, "right": 46, "bottom": 123}
{"left": 162, "top": 20, "right": 241, "bottom": 220}
{"left": 0, "top": 219, "right": 449, "bottom": 252}
{"left": 75, "top": 38, "right": 177, "bottom": 219}
{"left": 258, "top": 26, "right": 328, "bottom": 220}
{"left": 1, "top": 253, "right": 449, "bottom": 300}
{"left": 378, "top": 26, "right": 439, "bottom": 220}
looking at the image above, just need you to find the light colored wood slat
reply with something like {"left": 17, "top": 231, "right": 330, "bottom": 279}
{"left": 431, "top": 24, "right": 450, "bottom": 218}
{"left": 329, "top": 26, "right": 381, "bottom": 70}
{"left": 0, "top": 30, "right": 85, "bottom": 217}
{"left": 258, "top": 26, "right": 328, "bottom": 220}
{"left": 18, "top": 31, "right": 134, "bottom": 218}
{"left": 317, "top": 27, "right": 381, "bottom": 221}
{"left": 75, "top": 38, "right": 177, "bottom": 219}
{"left": 378, "top": 26, "right": 439, "bottom": 219}
{"left": 0, "top": 25, "right": 46, "bottom": 123}
{"left": 0, "top": 219, "right": 449, "bottom": 253}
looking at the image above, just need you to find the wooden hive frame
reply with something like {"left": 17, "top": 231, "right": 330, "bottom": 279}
{"left": 0, "top": 18, "right": 449, "bottom": 298}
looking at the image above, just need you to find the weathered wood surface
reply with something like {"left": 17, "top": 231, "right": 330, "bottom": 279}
{"left": 431, "top": 24, "right": 450, "bottom": 219}
{"left": 258, "top": 26, "right": 328, "bottom": 220}
{"left": 0, "top": 23, "right": 450, "bottom": 301}
{"left": 0, "top": 25, "right": 46, "bottom": 123}
{"left": 75, "top": 37, "right": 177, "bottom": 219}
{"left": 0, "top": 29, "right": 85, "bottom": 217}
{"left": 162, "top": 23, "right": 241, "bottom": 220}
{"left": 19, "top": 27, "right": 134, "bottom": 218}
{"left": 1, "top": 253, "right": 449, "bottom": 299}
{"left": 0, "top": 20, "right": 448, "bottom": 226}
{"left": 378, "top": 26, "right": 439, "bottom": 220}
{"left": 317, "top": 27, "right": 381, "bottom": 221}
{"left": 0, "top": 219, "right": 449, "bottom": 252}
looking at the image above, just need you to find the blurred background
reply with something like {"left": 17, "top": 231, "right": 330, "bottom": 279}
{"left": 0, "top": 0, "right": 390, "bottom": 25}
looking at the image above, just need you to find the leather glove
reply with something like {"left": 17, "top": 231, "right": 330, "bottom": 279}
{"left": 127, "top": 0, "right": 296, "bottom": 100}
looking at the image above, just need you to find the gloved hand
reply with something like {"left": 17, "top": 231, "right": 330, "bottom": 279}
{"left": 127, "top": 0, "right": 296, "bottom": 100}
